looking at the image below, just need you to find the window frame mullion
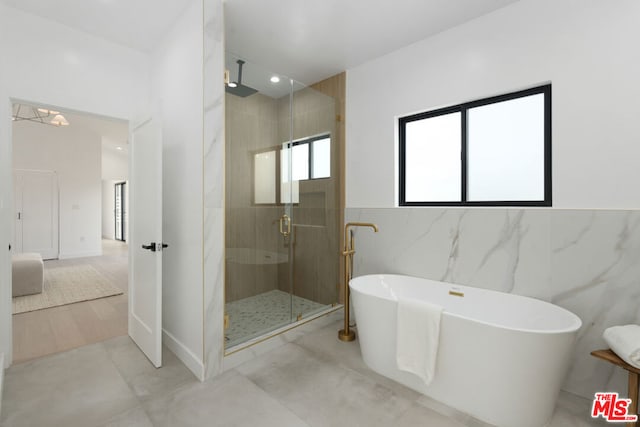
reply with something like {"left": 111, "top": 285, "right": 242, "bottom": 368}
{"left": 461, "top": 108, "right": 467, "bottom": 203}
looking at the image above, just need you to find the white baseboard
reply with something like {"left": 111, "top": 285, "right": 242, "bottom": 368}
{"left": 162, "top": 329, "right": 204, "bottom": 381}
{"left": 58, "top": 250, "right": 103, "bottom": 260}
{"left": 0, "top": 352, "right": 4, "bottom": 418}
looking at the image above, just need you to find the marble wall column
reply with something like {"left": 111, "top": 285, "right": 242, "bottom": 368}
{"left": 203, "top": 0, "right": 225, "bottom": 379}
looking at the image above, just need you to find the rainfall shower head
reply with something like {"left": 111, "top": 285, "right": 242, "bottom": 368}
{"left": 226, "top": 60, "right": 258, "bottom": 97}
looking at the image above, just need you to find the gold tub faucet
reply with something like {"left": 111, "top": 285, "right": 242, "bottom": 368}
{"left": 338, "top": 222, "right": 379, "bottom": 342}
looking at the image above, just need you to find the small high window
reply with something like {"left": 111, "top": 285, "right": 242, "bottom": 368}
{"left": 399, "top": 85, "right": 551, "bottom": 206}
{"left": 253, "top": 134, "right": 331, "bottom": 205}
{"left": 281, "top": 134, "right": 331, "bottom": 182}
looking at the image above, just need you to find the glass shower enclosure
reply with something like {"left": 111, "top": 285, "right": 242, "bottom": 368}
{"left": 224, "top": 54, "right": 341, "bottom": 349}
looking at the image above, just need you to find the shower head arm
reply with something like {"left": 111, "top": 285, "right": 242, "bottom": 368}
{"left": 236, "top": 60, "right": 245, "bottom": 85}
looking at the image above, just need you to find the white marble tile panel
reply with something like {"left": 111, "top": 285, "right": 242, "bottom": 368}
{"left": 511, "top": 209, "right": 552, "bottom": 299}
{"left": 204, "top": 206, "right": 225, "bottom": 379}
{"left": 348, "top": 208, "right": 460, "bottom": 279}
{"left": 550, "top": 210, "right": 640, "bottom": 398}
{"left": 345, "top": 207, "right": 640, "bottom": 401}
{"left": 453, "top": 209, "right": 550, "bottom": 294}
{"left": 348, "top": 208, "right": 552, "bottom": 296}
{"left": 203, "top": 20, "right": 225, "bottom": 212}
{"left": 551, "top": 211, "right": 640, "bottom": 298}
{"left": 203, "top": 0, "right": 226, "bottom": 381}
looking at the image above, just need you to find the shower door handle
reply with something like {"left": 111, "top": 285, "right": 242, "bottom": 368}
{"left": 279, "top": 214, "right": 291, "bottom": 237}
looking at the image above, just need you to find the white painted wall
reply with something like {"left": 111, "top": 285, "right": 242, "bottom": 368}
{"left": 0, "top": 3, "right": 151, "bottom": 366}
{"left": 346, "top": 0, "right": 640, "bottom": 209}
{"left": 0, "top": 96, "right": 9, "bottom": 370}
{"left": 102, "top": 180, "right": 116, "bottom": 240}
{"left": 151, "top": 0, "right": 205, "bottom": 378}
{"left": 102, "top": 144, "right": 128, "bottom": 241}
{"left": 0, "top": 5, "right": 150, "bottom": 121}
{"left": 102, "top": 145, "right": 129, "bottom": 181}
{"left": 13, "top": 121, "right": 102, "bottom": 259}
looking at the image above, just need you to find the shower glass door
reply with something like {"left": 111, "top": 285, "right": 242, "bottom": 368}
{"left": 224, "top": 55, "right": 295, "bottom": 347}
{"left": 224, "top": 54, "right": 339, "bottom": 350}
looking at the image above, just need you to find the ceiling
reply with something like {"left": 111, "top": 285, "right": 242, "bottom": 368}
{"left": 225, "top": 0, "right": 522, "bottom": 85}
{"left": 1, "top": 0, "right": 522, "bottom": 87}
{"left": 0, "top": 0, "right": 194, "bottom": 52}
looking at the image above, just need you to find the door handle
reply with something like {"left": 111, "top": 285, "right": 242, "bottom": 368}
{"left": 141, "top": 242, "right": 168, "bottom": 252}
{"left": 279, "top": 214, "right": 291, "bottom": 237}
{"left": 142, "top": 242, "right": 157, "bottom": 252}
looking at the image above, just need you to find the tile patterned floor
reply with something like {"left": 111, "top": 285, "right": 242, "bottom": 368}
{"left": 225, "top": 290, "right": 329, "bottom": 347}
{"left": 1, "top": 320, "right": 607, "bottom": 427}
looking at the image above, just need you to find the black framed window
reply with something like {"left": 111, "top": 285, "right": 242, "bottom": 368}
{"left": 253, "top": 133, "right": 331, "bottom": 205}
{"left": 281, "top": 134, "right": 331, "bottom": 182}
{"left": 399, "top": 84, "right": 551, "bottom": 206}
{"left": 114, "top": 182, "right": 126, "bottom": 241}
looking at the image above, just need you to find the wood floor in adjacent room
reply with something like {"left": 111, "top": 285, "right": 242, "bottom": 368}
{"left": 12, "top": 239, "right": 128, "bottom": 364}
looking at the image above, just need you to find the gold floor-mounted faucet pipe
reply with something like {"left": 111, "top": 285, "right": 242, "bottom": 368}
{"left": 338, "top": 222, "right": 379, "bottom": 342}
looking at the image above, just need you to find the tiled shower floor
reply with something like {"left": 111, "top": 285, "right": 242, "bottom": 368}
{"left": 225, "top": 290, "right": 329, "bottom": 348}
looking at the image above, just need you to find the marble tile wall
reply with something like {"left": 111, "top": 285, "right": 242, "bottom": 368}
{"left": 346, "top": 207, "right": 640, "bottom": 399}
{"left": 203, "top": 0, "right": 225, "bottom": 380}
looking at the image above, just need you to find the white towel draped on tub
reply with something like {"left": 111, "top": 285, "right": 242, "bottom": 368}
{"left": 396, "top": 297, "right": 443, "bottom": 385}
{"left": 603, "top": 324, "right": 640, "bottom": 369}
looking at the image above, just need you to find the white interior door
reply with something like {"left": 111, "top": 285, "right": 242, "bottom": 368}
{"left": 13, "top": 170, "right": 59, "bottom": 260}
{"left": 129, "top": 118, "right": 163, "bottom": 367}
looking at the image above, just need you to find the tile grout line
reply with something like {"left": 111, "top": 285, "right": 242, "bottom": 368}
{"left": 89, "top": 340, "right": 146, "bottom": 427}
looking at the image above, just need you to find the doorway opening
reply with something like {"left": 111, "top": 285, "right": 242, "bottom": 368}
{"left": 10, "top": 101, "right": 130, "bottom": 363}
{"left": 114, "top": 182, "right": 126, "bottom": 242}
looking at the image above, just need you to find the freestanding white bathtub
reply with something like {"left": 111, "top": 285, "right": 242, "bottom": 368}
{"left": 350, "top": 274, "right": 582, "bottom": 427}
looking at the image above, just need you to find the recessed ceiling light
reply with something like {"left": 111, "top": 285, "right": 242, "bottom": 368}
{"left": 116, "top": 146, "right": 123, "bottom": 151}
{"left": 228, "top": 81, "right": 238, "bottom": 88}
{"left": 270, "top": 76, "right": 280, "bottom": 83}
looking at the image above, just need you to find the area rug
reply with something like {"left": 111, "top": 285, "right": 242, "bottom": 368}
{"left": 13, "top": 265, "right": 124, "bottom": 314}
